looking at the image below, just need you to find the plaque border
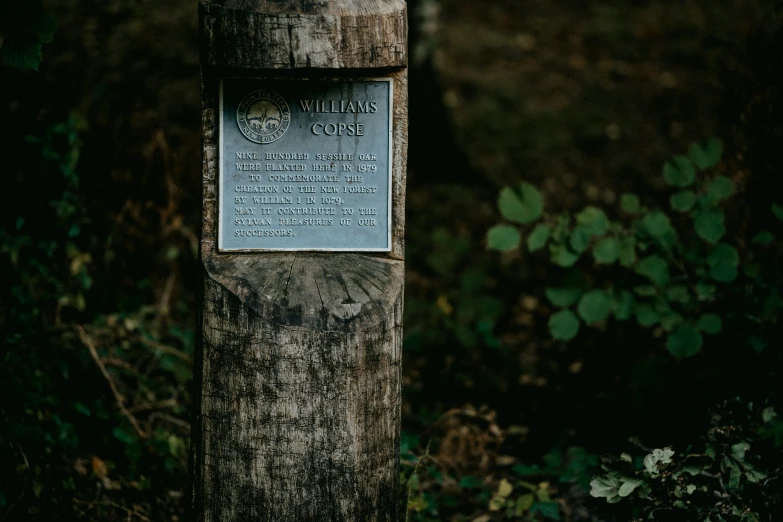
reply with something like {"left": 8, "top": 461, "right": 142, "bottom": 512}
{"left": 217, "top": 77, "right": 394, "bottom": 253}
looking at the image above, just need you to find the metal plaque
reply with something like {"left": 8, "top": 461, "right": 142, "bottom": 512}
{"left": 219, "top": 78, "right": 393, "bottom": 251}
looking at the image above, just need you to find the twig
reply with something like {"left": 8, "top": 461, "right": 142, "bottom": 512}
{"left": 405, "top": 439, "right": 434, "bottom": 522}
{"left": 101, "top": 357, "right": 136, "bottom": 371}
{"left": 76, "top": 325, "right": 148, "bottom": 439}
{"left": 73, "top": 499, "right": 151, "bottom": 522}
{"left": 149, "top": 412, "right": 190, "bottom": 431}
{"left": 79, "top": 325, "right": 191, "bottom": 364}
{"left": 157, "top": 272, "right": 176, "bottom": 317}
{"left": 128, "top": 398, "right": 179, "bottom": 414}
{"left": 137, "top": 336, "right": 192, "bottom": 364}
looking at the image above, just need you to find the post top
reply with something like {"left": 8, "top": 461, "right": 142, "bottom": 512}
{"left": 201, "top": 0, "right": 406, "bottom": 17}
{"left": 200, "top": 0, "right": 407, "bottom": 69}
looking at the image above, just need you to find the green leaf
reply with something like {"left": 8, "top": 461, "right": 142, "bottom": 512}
{"left": 527, "top": 224, "right": 551, "bottom": 252}
{"left": 660, "top": 311, "right": 684, "bottom": 332}
{"left": 577, "top": 290, "right": 612, "bottom": 324}
{"left": 663, "top": 156, "right": 696, "bottom": 187}
{"left": 31, "top": 10, "right": 58, "bottom": 44}
{"left": 636, "top": 304, "right": 660, "bottom": 327}
{"left": 707, "top": 243, "right": 739, "bottom": 268}
{"left": 569, "top": 227, "right": 591, "bottom": 253}
{"left": 667, "top": 325, "right": 703, "bottom": 359}
{"left": 694, "top": 209, "right": 726, "bottom": 244}
{"left": 704, "top": 176, "right": 735, "bottom": 205}
{"left": 641, "top": 211, "right": 674, "bottom": 238}
{"left": 666, "top": 285, "right": 690, "bottom": 304}
{"left": 689, "top": 138, "right": 722, "bottom": 170}
{"left": 612, "top": 290, "right": 635, "bottom": 320}
{"left": 593, "top": 237, "right": 619, "bottom": 264}
{"left": 635, "top": 255, "right": 669, "bottom": 286}
{"left": 618, "top": 478, "right": 644, "bottom": 497}
{"left": 621, "top": 193, "right": 641, "bottom": 214}
{"left": 590, "top": 475, "right": 621, "bottom": 499}
{"left": 633, "top": 285, "right": 658, "bottom": 297}
{"left": 498, "top": 183, "right": 543, "bottom": 224}
{"left": 549, "top": 310, "right": 580, "bottom": 341}
{"left": 512, "top": 464, "right": 541, "bottom": 476}
{"left": 459, "top": 476, "right": 484, "bottom": 489}
{"left": 545, "top": 288, "right": 582, "bottom": 307}
{"left": 515, "top": 493, "right": 535, "bottom": 515}
{"left": 773, "top": 204, "right": 783, "bottom": 221}
{"left": 731, "top": 442, "right": 749, "bottom": 461}
{"left": 487, "top": 225, "right": 521, "bottom": 252}
{"left": 696, "top": 283, "right": 716, "bottom": 299}
{"left": 531, "top": 502, "right": 561, "bottom": 520}
{"left": 549, "top": 244, "right": 579, "bottom": 268}
{"left": 748, "top": 335, "right": 767, "bottom": 353}
{"left": 694, "top": 314, "right": 718, "bottom": 334}
{"left": 1, "top": 40, "right": 43, "bottom": 71}
{"left": 575, "top": 207, "right": 609, "bottom": 236}
{"left": 752, "top": 231, "right": 774, "bottom": 245}
{"left": 74, "top": 402, "right": 91, "bottom": 416}
{"left": 619, "top": 237, "right": 636, "bottom": 267}
{"left": 670, "top": 190, "right": 697, "bottom": 212}
{"left": 710, "top": 264, "right": 737, "bottom": 283}
{"left": 113, "top": 426, "right": 136, "bottom": 444}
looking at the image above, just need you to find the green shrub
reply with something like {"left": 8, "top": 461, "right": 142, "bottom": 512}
{"left": 0, "top": 1, "right": 57, "bottom": 71}
{"left": 590, "top": 400, "right": 783, "bottom": 521}
{"left": 487, "top": 137, "right": 782, "bottom": 359}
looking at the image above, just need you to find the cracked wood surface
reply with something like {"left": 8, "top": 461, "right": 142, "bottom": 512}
{"left": 193, "top": 2, "right": 407, "bottom": 521}
{"left": 199, "top": 0, "right": 407, "bottom": 70}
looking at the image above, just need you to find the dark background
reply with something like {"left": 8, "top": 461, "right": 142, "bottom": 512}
{"left": 2, "top": 0, "right": 783, "bottom": 520}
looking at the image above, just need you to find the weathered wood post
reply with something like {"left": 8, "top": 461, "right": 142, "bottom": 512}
{"left": 192, "top": 1, "right": 407, "bottom": 521}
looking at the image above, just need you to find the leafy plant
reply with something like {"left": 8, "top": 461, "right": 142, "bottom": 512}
{"left": 0, "top": 115, "right": 193, "bottom": 520}
{"left": 0, "top": 1, "right": 57, "bottom": 71}
{"left": 486, "top": 447, "right": 598, "bottom": 520}
{"left": 487, "top": 137, "right": 783, "bottom": 359}
{"left": 406, "top": 227, "right": 503, "bottom": 352}
{"left": 590, "top": 400, "right": 783, "bottom": 521}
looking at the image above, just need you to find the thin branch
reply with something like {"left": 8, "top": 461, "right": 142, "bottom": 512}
{"left": 137, "top": 336, "right": 192, "bottom": 364}
{"left": 73, "top": 499, "right": 151, "bottom": 522}
{"left": 76, "top": 325, "right": 148, "bottom": 439}
{"left": 149, "top": 412, "right": 190, "bottom": 431}
{"left": 127, "top": 398, "right": 179, "bottom": 414}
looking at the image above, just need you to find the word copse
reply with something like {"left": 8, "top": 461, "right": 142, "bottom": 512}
{"left": 219, "top": 78, "right": 392, "bottom": 251}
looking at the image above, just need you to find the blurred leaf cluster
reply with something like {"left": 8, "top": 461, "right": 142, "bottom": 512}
{"left": 400, "top": 407, "right": 598, "bottom": 522}
{"left": 1, "top": 87, "right": 193, "bottom": 522}
{"left": 591, "top": 400, "right": 783, "bottom": 521}
{"left": 0, "top": 1, "right": 56, "bottom": 71}
{"left": 406, "top": 227, "right": 503, "bottom": 354}
{"left": 488, "top": 138, "right": 783, "bottom": 359}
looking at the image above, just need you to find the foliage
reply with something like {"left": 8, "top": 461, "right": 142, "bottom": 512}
{"left": 590, "top": 400, "right": 783, "bottom": 521}
{"left": 0, "top": 115, "right": 193, "bottom": 520}
{"left": 406, "top": 227, "right": 503, "bottom": 352}
{"left": 0, "top": 0, "right": 57, "bottom": 71}
{"left": 486, "top": 447, "right": 598, "bottom": 520}
{"left": 487, "top": 137, "right": 783, "bottom": 359}
{"left": 400, "top": 408, "right": 598, "bottom": 522}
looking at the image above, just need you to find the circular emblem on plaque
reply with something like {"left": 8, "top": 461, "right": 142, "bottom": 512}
{"left": 236, "top": 90, "right": 290, "bottom": 144}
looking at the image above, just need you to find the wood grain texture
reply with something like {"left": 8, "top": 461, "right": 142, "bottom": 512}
{"left": 193, "top": 2, "right": 407, "bottom": 520}
{"left": 194, "top": 254, "right": 403, "bottom": 522}
{"left": 200, "top": 0, "right": 407, "bottom": 69}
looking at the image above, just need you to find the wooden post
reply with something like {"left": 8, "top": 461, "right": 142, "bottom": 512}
{"left": 192, "top": 1, "right": 407, "bottom": 521}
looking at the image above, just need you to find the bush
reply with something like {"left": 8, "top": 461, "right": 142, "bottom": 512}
{"left": 590, "top": 399, "right": 783, "bottom": 521}
{"left": 487, "top": 138, "right": 782, "bottom": 359}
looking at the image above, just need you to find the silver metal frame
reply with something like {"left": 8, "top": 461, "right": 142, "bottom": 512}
{"left": 218, "top": 77, "right": 394, "bottom": 252}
